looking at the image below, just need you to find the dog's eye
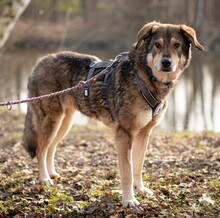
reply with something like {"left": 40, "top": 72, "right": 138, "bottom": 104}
{"left": 173, "top": 42, "right": 180, "bottom": 49}
{"left": 155, "top": 42, "right": 161, "bottom": 49}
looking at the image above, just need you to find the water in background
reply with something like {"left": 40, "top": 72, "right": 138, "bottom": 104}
{"left": 0, "top": 50, "right": 219, "bottom": 132}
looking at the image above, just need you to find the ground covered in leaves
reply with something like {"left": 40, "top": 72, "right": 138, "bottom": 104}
{"left": 0, "top": 108, "right": 220, "bottom": 217}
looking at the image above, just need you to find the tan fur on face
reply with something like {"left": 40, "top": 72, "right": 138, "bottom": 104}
{"left": 145, "top": 35, "right": 188, "bottom": 83}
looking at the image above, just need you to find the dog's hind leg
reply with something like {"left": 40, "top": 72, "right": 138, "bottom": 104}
{"left": 36, "top": 112, "right": 65, "bottom": 185}
{"left": 132, "top": 127, "right": 153, "bottom": 197}
{"left": 47, "top": 107, "right": 75, "bottom": 179}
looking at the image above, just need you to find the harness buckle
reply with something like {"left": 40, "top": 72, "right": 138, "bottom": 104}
{"left": 84, "top": 87, "right": 90, "bottom": 98}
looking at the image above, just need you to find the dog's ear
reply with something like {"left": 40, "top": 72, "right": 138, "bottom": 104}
{"left": 180, "top": 25, "right": 204, "bottom": 50}
{"left": 135, "top": 21, "right": 160, "bottom": 50}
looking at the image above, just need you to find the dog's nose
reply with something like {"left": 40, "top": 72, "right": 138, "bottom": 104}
{"left": 161, "top": 57, "right": 171, "bottom": 68}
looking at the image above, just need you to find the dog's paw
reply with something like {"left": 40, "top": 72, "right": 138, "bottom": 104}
{"left": 135, "top": 186, "right": 154, "bottom": 197}
{"left": 49, "top": 172, "right": 60, "bottom": 179}
{"left": 122, "top": 197, "right": 140, "bottom": 207}
{"left": 39, "top": 178, "right": 54, "bottom": 186}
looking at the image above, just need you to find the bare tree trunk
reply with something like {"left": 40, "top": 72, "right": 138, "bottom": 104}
{"left": 0, "top": 0, "right": 31, "bottom": 49}
{"left": 183, "top": 76, "right": 191, "bottom": 130}
{"left": 186, "top": 0, "right": 196, "bottom": 25}
{"left": 195, "top": 0, "right": 205, "bottom": 29}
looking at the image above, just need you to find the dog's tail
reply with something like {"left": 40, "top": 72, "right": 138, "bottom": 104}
{"left": 22, "top": 108, "right": 37, "bottom": 158}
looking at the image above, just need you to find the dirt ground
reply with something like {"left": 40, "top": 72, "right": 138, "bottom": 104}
{"left": 0, "top": 108, "right": 219, "bottom": 217}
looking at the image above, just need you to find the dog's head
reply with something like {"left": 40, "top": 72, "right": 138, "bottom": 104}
{"left": 135, "top": 21, "right": 204, "bottom": 83}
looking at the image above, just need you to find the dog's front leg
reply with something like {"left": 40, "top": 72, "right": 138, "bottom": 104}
{"left": 132, "top": 127, "right": 153, "bottom": 196}
{"left": 132, "top": 103, "right": 168, "bottom": 196}
{"left": 115, "top": 128, "right": 140, "bottom": 207}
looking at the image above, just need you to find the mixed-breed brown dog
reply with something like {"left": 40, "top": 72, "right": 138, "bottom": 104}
{"left": 22, "top": 21, "right": 204, "bottom": 207}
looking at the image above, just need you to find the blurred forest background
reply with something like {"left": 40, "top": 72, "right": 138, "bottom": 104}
{"left": 0, "top": 0, "right": 220, "bottom": 131}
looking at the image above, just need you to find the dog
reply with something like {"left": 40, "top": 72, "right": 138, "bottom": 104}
{"left": 22, "top": 21, "right": 204, "bottom": 207}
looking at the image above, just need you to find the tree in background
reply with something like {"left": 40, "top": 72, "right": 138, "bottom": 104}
{"left": 0, "top": 0, "right": 31, "bottom": 49}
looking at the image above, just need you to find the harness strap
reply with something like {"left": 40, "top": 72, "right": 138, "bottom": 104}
{"left": 101, "top": 54, "right": 130, "bottom": 120}
{"left": 84, "top": 60, "right": 114, "bottom": 119}
{"left": 134, "top": 73, "right": 164, "bottom": 117}
{"left": 101, "top": 70, "right": 114, "bottom": 120}
{"left": 84, "top": 60, "right": 113, "bottom": 98}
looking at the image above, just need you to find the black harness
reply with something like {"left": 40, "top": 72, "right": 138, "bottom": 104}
{"left": 84, "top": 54, "right": 163, "bottom": 120}
{"left": 84, "top": 60, "right": 114, "bottom": 119}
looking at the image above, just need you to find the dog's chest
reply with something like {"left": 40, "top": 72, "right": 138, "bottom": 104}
{"left": 134, "top": 109, "right": 152, "bottom": 129}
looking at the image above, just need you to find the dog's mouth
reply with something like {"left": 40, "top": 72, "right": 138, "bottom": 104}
{"left": 156, "top": 66, "right": 174, "bottom": 73}
{"left": 157, "top": 63, "right": 177, "bottom": 73}
{"left": 161, "top": 67, "right": 172, "bottom": 72}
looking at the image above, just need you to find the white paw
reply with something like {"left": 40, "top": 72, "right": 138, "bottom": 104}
{"left": 39, "top": 178, "right": 54, "bottom": 186}
{"left": 135, "top": 186, "right": 154, "bottom": 197}
{"left": 122, "top": 197, "right": 140, "bottom": 207}
{"left": 49, "top": 171, "right": 60, "bottom": 179}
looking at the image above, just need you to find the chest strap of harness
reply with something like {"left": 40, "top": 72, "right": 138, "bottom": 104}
{"left": 134, "top": 72, "right": 164, "bottom": 117}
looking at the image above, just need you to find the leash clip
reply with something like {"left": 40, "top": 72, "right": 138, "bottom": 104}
{"left": 6, "top": 101, "right": 12, "bottom": 110}
{"left": 115, "top": 54, "right": 122, "bottom": 61}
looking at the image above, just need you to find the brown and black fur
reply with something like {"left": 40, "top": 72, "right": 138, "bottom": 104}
{"left": 23, "top": 22, "right": 204, "bottom": 207}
